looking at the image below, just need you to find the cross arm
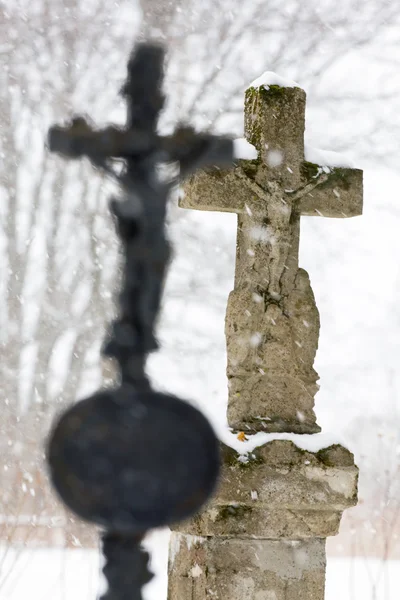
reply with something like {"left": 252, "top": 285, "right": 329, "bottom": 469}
{"left": 297, "top": 165, "right": 363, "bottom": 218}
{"left": 180, "top": 165, "right": 249, "bottom": 213}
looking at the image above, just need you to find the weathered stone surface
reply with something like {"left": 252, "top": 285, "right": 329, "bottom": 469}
{"left": 180, "top": 164, "right": 363, "bottom": 219}
{"left": 181, "top": 168, "right": 246, "bottom": 213}
{"left": 169, "top": 534, "right": 326, "bottom": 600}
{"left": 173, "top": 441, "right": 358, "bottom": 539}
{"left": 180, "top": 83, "right": 363, "bottom": 434}
{"left": 226, "top": 268, "right": 320, "bottom": 433}
{"left": 244, "top": 86, "right": 306, "bottom": 188}
{"left": 299, "top": 167, "right": 363, "bottom": 218}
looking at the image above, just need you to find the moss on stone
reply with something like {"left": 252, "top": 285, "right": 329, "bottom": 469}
{"left": 301, "top": 162, "right": 355, "bottom": 191}
{"left": 221, "top": 442, "right": 265, "bottom": 470}
{"left": 244, "top": 88, "right": 261, "bottom": 148}
{"left": 237, "top": 452, "right": 265, "bottom": 470}
{"left": 301, "top": 161, "right": 320, "bottom": 180}
{"left": 237, "top": 159, "right": 260, "bottom": 177}
{"left": 245, "top": 86, "right": 258, "bottom": 100}
{"left": 215, "top": 504, "right": 253, "bottom": 521}
{"left": 318, "top": 167, "right": 353, "bottom": 191}
{"left": 246, "top": 84, "right": 301, "bottom": 100}
{"left": 260, "top": 84, "right": 287, "bottom": 99}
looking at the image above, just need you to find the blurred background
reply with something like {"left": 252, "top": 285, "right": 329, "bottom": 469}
{"left": 1, "top": 1, "right": 400, "bottom": 598}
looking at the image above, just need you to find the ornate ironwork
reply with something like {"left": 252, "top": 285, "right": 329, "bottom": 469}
{"left": 46, "top": 42, "right": 234, "bottom": 599}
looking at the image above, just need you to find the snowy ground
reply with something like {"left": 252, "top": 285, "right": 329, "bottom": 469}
{"left": 1, "top": 530, "right": 399, "bottom": 600}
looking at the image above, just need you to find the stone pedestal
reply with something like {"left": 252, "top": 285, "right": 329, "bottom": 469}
{"left": 168, "top": 442, "right": 358, "bottom": 600}
{"left": 170, "top": 536, "right": 325, "bottom": 600}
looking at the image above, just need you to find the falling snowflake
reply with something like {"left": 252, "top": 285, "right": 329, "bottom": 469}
{"left": 266, "top": 149, "right": 283, "bottom": 167}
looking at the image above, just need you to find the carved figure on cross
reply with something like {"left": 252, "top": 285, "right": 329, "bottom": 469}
{"left": 181, "top": 76, "right": 363, "bottom": 435}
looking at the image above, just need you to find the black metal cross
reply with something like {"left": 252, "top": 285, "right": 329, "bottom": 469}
{"left": 46, "top": 43, "right": 234, "bottom": 600}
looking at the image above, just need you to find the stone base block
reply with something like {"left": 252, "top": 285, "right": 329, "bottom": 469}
{"left": 174, "top": 441, "right": 358, "bottom": 539}
{"left": 168, "top": 533, "right": 326, "bottom": 600}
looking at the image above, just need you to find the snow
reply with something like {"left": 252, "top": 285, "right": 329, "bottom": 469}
{"left": 249, "top": 225, "right": 275, "bottom": 243}
{"left": 266, "top": 149, "right": 284, "bottom": 167}
{"left": 249, "top": 71, "right": 300, "bottom": 90}
{"left": 189, "top": 564, "right": 203, "bottom": 577}
{"left": 302, "top": 168, "right": 400, "bottom": 428}
{"left": 249, "top": 332, "right": 262, "bottom": 347}
{"left": 168, "top": 533, "right": 206, "bottom": 568}
{"left": 219, "top": 429, "right": 348, "bottom": 454}
{"left": 1, "top": 544, "right": 399, "bottom": 600}
{"left": 233, "top": 138, "right": 257, "bottom": 160}
{"left": 305, "top": 144, "right": 355, "bottom": 168}
{"left": 0, "top": 547, "right": 101, "bottom": 600}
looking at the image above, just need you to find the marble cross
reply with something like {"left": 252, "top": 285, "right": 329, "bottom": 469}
{"left": 181, "top": 77, "right": 363, "bottom": 434}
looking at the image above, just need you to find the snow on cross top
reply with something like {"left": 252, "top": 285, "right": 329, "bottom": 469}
{"left": 220, "top": 430, "right": 350, "bottom": 455}
{"left": 249, "top": 71, "right": 300, "bottom": 90}
{"left": 305, "top": 145, "right": 355, "bottom": 169}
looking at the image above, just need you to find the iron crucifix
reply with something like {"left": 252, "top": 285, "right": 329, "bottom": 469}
{"left": 46, "top": 43, "right": 234, "bottom": 600}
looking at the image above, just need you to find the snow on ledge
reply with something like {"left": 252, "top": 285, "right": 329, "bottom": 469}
{"left": 234, "top": 138, "right": 258, "bottom": 160}
{"left": 220, "top": 428, "right": 348, "bottom": 455}
{"left": 305, "top": 145, "right": 355, "bottom": 168}
{"left": 249, "top": 71, "right": 300, "bottom": 90}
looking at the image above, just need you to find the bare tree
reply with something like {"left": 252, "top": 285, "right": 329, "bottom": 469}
{"left": 1, "top": 0, "right": 400, "bottom": 553}
{"left": 158, "top": 0, "right": 400, "bottom": 167}
{"left": 139, "top": 0, "right": 183, "bottom": 39}
{"left": 0, "top": 0, "right": 139, "bottom": 537}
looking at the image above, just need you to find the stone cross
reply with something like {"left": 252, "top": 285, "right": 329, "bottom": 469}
{"left": 168, "top": 77, "right": 361, "bottom": 600}
{"left": 181, "top": 79, "right": 362, "bottom": 434}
